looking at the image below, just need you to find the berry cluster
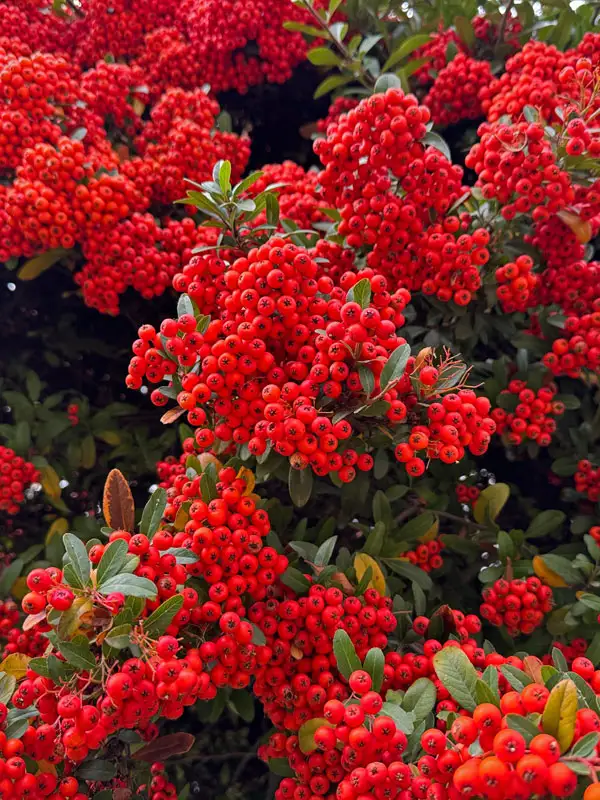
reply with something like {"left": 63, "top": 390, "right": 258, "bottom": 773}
{"left": 542, "top": 304, "right": 600, "bottom": 377}
{"left": 495, "top": 255, "right": 538, "bottom": 312}
{"left": 480, "top": 576, "right": 553, "bottom": 636}
{"left": 403, "top": 538, "right": 444, "bottom": 572}
{"left": 575, "top": 459, "right": 600, "bottom": 502}
{"left": 491, "top": 379, "right": 565, "bottom": 447}
{"left": 455, "top": 483, "right": 481, "bottom": 506}
{"left": 424, "top": 54, "right": 493, "bottom": 127}
{"left": 0, "top": 446, "right": 39, "bottom": 515}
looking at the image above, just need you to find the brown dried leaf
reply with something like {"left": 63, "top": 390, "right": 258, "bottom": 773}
{"left": 103, "top": 469, "right": 135, "bottom": 532}
{"left": 161, "top": 407, "right": 186, "bottom": 425}
{"left": 523, "top": 655, "right": 544, "bottom": 684}
{"left": 23, "top": 611, "right": 46, "bottom": 632}
{"left": 132, "top": 733, "right": 195, "bottom": 762}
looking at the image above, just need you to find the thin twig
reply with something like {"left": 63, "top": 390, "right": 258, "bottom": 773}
{"left": 495, "top": 0, "right": 516, "bottom": 51}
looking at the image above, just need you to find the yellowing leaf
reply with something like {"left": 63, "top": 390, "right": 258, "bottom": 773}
{"left": 533, "top": 555, "right": 568, "bottom": 588}
{"left": 198, "top": 453, "right": 223, "bottom": 472}
{"left": 542, "top": 678, "right": 578, "bottom": 752}
{"left": 473, "top": 483, "right": 510, "bottom": 524}
{"left": 237, "top": 467, "right": 256, "bottom": 496}
{"left": 57, "top": 597, "right": 94, "bottom": 640}
{"left": 40, "top": 466, "right": 61, "bottom": 500}
{"left": 418, "top": 518, "right": 439, "bottom": 543}
{"left": 298, "top": 718, "right": 331, "bottom": 754}
{"left": 36, "top": 761, "right": 57, "bottom": 777}
{"left": 10, "top": 577, "right": 28, "bottom": 601}
{"left": 354, "top": 553, "right": 386, "bottom": 595}
{"left": 174, "top": 504, "right": 190, "bottom": 530}
{"left": 96, "top": 431, "right": 121, "bottom": 446}
{"left": 558, "top": 209, "right": 593, "bottom": 244}
{"left": 413, "top": 347, "right": 434, "bottom": 372}
{"left": 17, "top": 248, "right": 69, "bottom": 280}
{"left": 0, "top": 653, "right": 31, "bottom": 680}
{"left": 132, "top": 98, "right": 145, "bottom": 116}
{"left": 46, "top": 517, "right": 68, "bottom": 545}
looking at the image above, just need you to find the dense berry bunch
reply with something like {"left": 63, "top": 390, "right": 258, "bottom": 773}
{"left": 575, "top": 459, "right": 600, "bottom": 502}
{"left": 244, "top": 161, "right": 328, "bottom": 230}
{"left": 480, "top": 576, "right": 553, "bottom": 636}
{"left": 250, "top": 587, "right": 396, "bottom": 730}
{"left": 466, "top": 121, "right": 574, "bottom": 222}
{"left": 542, "top": 304, "right": 600, "bottom": 377}
{"left": 495, "top": 255, "right": 538, "bottom": 312}
{"left": 394, "top": 385, "right": 496, "bottom": 477}
{"left": 317, "top": 96, "right": 360, "bottom": 133}
{"left": 411, "top": 30, "right": 466, "bottom": 86}
{"left": 424, "top": 55, "right": 493, "bottom": 127}
{"left": 455, "top": 482, "right": 481, "bottom": 506}
{"left": 0, "top": 446, "right": 39, "bottom": 515}
{"left": 491, "top": 379, "right": 564, "bottom": 447}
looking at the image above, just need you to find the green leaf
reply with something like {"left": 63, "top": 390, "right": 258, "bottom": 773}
{"left": 314, "top": 74, "right": 353, "bottom": 99}
{"left": 359, "top": 365, "right": 375, "bottom": 397}
{"left": 380, "top": 344, "right": 411, "bottom": 391}
{"left": 0, "top": 558, "right": 24, "bottom": 596}
{"left": 379, "top": 702, "right": 415, "bottom": 734}
{"left": 382, "top": 33, "right": 431, "bottom": 71}
{"left": 584, "top": 631, "right": 600, "bottom": 666}
{"left": 280, "top": 567, "right": 312, "bottom": 594}
{"left": 289, "top": 466, "right": 313, "bottom": 508}
{"left": 0, "top": 673, "right": 16, "bottom": 705}
{"left": 500, "top": 665, "right": 533, "bottom": 692}
{"left": 5, "top": 707, "right": 39, "bottom": 740}
{"left": 373, "top": 490, "right": 393, "bottom": 529}
{"left": 506, "top": 714, "right": 540, "bottom": 744}
{"left": 229, "top": 689, "right": 255, "bottom": 723}
{"left": 314, "top": 536, "right": 337, "bottom": 567}
{"left": 375, "top": 73, "right": 403, "bottom": 93}
{"left": 251, "top": 624, "right": 266, "bottom": 646}
{"left": 396, "top": 512, "right": 437, "bottom": 542}
{"left": 475, "top": 679, "right": 500, "bottom": 707}
{"left": 422, "top": 131, "right": 452, "bottom": 162}
{"left": 269, "top": 758, "right": 294, "bottom": 777}
{"left": 96, "top": 539, "right": 128, "bottom": 588}
{"left": 77, "top": 760, "right": 117, "bottom": 781}
{"left": 570, "top": 731, "right": 599, "bottom": 758}
{"left": 163, "top": 547, "right": 199, "bottom": 564}
{"left": 538, "top": 555, "right": 581, "bottom": 586}
{"left": 28, "top": 659, "right": 51, "bottom": 679}
{"left": 350, "top": 277, "right": 371, "bottom": 309}
{"left": 333, "top": 629, "right": 361, "bottom": 680}
{"left": 526, "top": 510, "right": 566, "bottom": 538}
{"left": 63, "top": 533, "right": 91, "bottom": 587}
{"left": 363, "top": 647, "right": 384, "bottom": 693}
{"left": 433, "top": 648, "right": 478, "bottom": 712}
{"left": 99, "top": 574, "right": 157, "bottom": 599}
{"left": 542, "top": 679, "right": 578, "bottom": 752}
{"left": 104, "top": 624, "right": 132, "bottom": 650}
{"left": 298, "top": 718, "right": 332, "bottom": 754}
{"left": 139, "top": 487, "right": 167, "bottom": 538}
{"left": 363, "top": 522, "right": 386, "bottom": 557}
{"left": 266, "top": 193, "right": 280, "bottom": 228}
{"left": 551, "top": 457, "right": 578, "bottom": 477}
{"left": 454, "top": 15, "right": 475, "bottom": 46}
{"left": 143, "top": 595, "right": 184, "bottom": 639}
{"left": 58, "top": 636, "right": 96, "bottom": 671}
{"left": 218, "top": 160, "right": 231, "bottom": 194}
{"left": 307, "top": 46, "right": 341, "bottom": 66}
{"left": 473, "top": 483, "right": 510, "bottom": 525}
{"left": 359, "top": 34, "right": 382, "bottom": 55}
{"left": 497, "top": 530, "right": 516, "bottom": 561}
{"left": 200, "top": 463, "right": 218, "bottom": 503}
{"left": 552, "top": 647, "right": 569, "bottom": 672}
{"left": 383, "top": 558, "right": 433, "bottom": 590}
{"left": 401, "top": 677, "right": 436, "bottom": 720}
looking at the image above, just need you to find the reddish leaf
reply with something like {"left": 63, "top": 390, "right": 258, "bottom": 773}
{"left": 102, "top": 469, "right": 135, "bottom": 532}
{"left": 132, "top": 733, "right": 195, "bottom": 762}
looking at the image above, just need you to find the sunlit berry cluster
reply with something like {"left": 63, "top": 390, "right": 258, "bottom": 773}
{"left": 480, "top": 576, "right": 553, "bottom": 636}
{"left": 491, "top": 380, "right": 564, "bottom": 447}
